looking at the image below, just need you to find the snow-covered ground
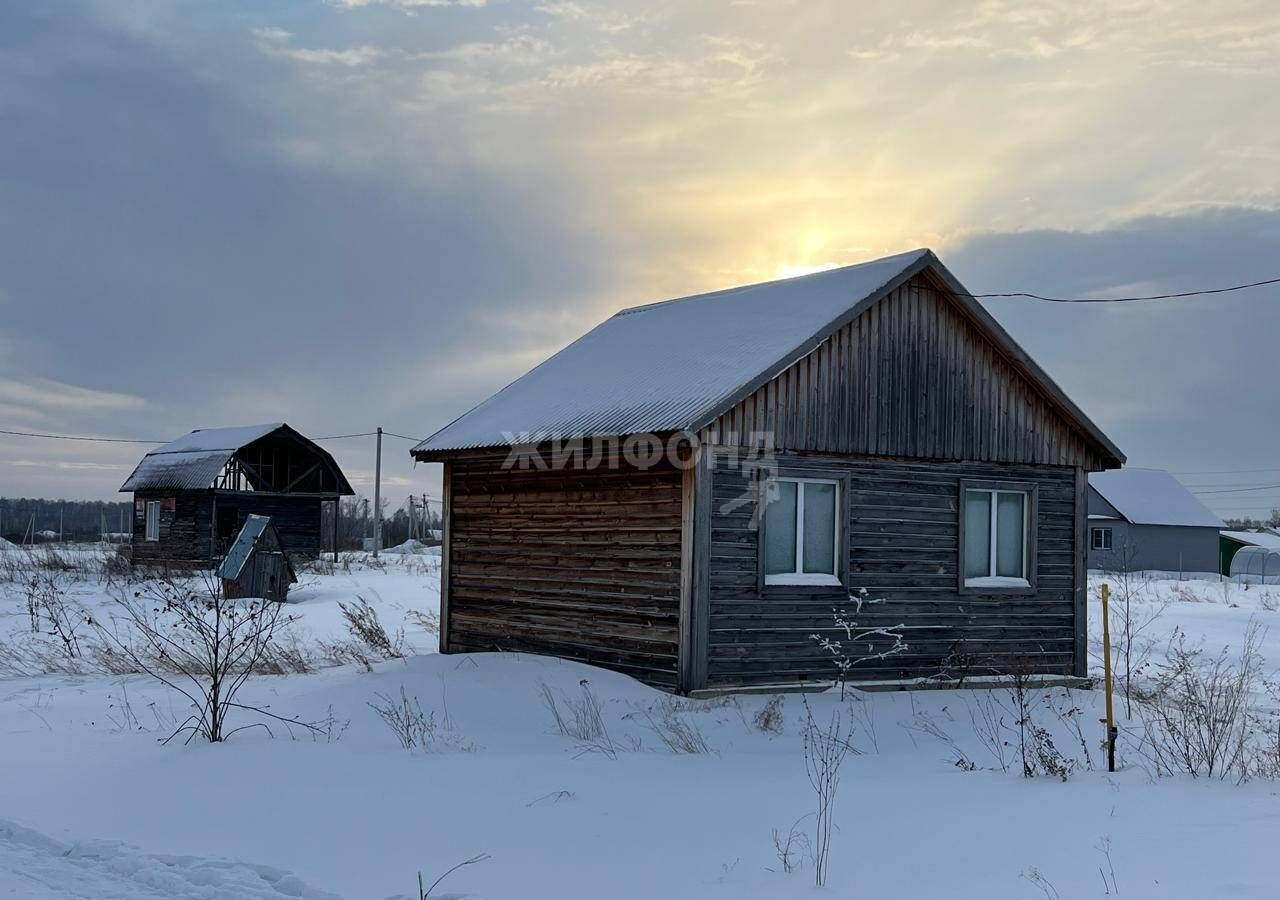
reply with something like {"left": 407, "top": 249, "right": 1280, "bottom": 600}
{"left": 1, "top": 548, "right": 1278, "bottom": 899}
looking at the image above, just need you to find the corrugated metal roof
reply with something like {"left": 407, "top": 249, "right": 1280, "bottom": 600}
{"left": 217, "top": 514, "right": 271, "bottom": 579}
{"left": 413, "top": 251, "right": 931, "bottom": 453}
{"left": 1089, "top": 468, "right": 1225, "bottom": 529}
{"left": 120, "top": 423, "right": 285, "bottom": 492}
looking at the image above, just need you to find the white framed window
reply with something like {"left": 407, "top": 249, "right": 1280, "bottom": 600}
{"left": 1091, "top": 527, "right": 1113, "bottom": 552}
{"left": 145, "top": 501, "right": 160, "bottom": 542}
{"left": 963, "top": 487, "right": 1031, "bottom": 588}
{"left": 763, "top": 477, "right": 841, "bottom": 586}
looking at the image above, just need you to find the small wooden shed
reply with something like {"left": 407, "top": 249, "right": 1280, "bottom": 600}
{"left": 412, "top": 249, "right": 1126, "bottom": 694}
{"left": 218, "top": 514, "right": 296, "bottom": 603}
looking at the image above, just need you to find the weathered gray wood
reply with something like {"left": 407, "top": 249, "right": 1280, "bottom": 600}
{"left": 440, "top": 461, "right": 454, "bottom": 654}
{"left": 707, "top": 272, "right": 1113, "bottom": 470}
{"left": 1073, "top": 465, "right": 1088, "bottom": 677}
{"left": 704, "top": 448, "right": 1079, "bottom": 688}
{"left": 690, "top": 444, "right": 713, "bottom": 692}
{"left": 678, "top": 455, "right": 696, "bottom": 691}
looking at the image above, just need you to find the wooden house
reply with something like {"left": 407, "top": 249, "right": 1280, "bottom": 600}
{"left": 120, "top": 423, "right": 354, "bottom": 567}
{"left": 411, "top": 249, "right": 1125, "bottom": 693}
{"left": 218, "top": 514, "right": 297, "bottom": 603}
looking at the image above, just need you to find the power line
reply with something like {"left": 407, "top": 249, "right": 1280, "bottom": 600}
{"left": 964, "top": 275, "right": 1280, "bottom": 303}
{"left": 1193, "top": 483, "right": 1280, "bottom": 496}
{"left": 382, "top": 431, "right": 424, "bottom": 443}
{"left": 312, "top": 431, "right": 378, "bottom": 441}
{"left": 1174, "top": 467, "right": 1280, "bottom": 477}
{"left": 0, "top": 428, "right": 163, "bottom": 444}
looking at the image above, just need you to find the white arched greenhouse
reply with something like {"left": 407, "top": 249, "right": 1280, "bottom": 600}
{"left": 1229, "top": 545, "right": 1280, "bottom": 585}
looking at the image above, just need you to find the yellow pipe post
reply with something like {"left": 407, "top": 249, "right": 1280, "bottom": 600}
{"left": 1100, "top": 582, "right": 1117, "bottom": 772}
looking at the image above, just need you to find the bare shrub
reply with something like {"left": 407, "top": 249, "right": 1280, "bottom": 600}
{"left": 1130, "top": 623, "right": 1274, "bottom": 782}
{"left": 811, "top": 587, "right": 907, "bottom": 699}
{"left": 801, "top": 699, "right": 856, "bottom": 887}
{"left": 370, "top": 685, "right": 471, "bottom": 753}
{"left": 540, "top": 678, "right": 630, "bottom": 757}
{"left": 22, "top": 570, "right": 85, "bottom": 658}
{"left": 753, "top": 695, "right": 785, "bottom": 734}
{"left": 89, "top": 574, "right": 313, "bottom": 743}
{"left": 771, "top": 816, "right": 812, "bottom": 875}
{"left": 961, "top": 671, "right": 1085, "bottom": 780}
{"left": 641, "top": 695, "right": 713, "bottom": 754}
{"left": 905, "top": 707, "right": 978, "bottom": 771}
{"left": 405, "top": 608, "right": 440, "bottom": 636}
{"left": 338, "top": 596, "right": 405, "bottom": 660}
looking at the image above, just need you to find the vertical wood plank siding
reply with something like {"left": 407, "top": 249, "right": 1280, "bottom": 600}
{"left": 445, "top": 454, "right": 684, "bottom": 689}
{"left": 705, "top": 451, "right": 1082, "bottom": 688}
{"left": 707, "top": 273, "right": 1107, "bottom": 471}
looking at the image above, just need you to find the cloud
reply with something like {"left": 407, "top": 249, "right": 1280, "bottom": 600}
{"left": 332, "top": 0, "right": 487, "bottom": 8}
{"left": 0, "top": 378, "right": 146, "bottom": 415}
{"left": 252, "top": 26, "right": 383, "bottom": 66}
{"left": 2, "top": 0, "right": 1279, "bottom": 509}
{"left": 944, "top": 206, "right": 1280, "bottom": 517}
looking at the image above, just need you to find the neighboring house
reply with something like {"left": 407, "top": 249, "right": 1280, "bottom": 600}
{"left": 1086, "top": 468, "right": 1224, "bottom": 577}
{"left": 120, "top": 423, "right": 354, "bottom": 567}
{"left": 412, "top": 249, "right": 1125, "bottom": 693}
{"left": 1220, "top": 529, "right": 1280, "bottom": 576}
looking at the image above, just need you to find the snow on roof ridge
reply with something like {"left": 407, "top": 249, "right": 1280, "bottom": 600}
{"left": 613, "top": 248, "right": 931, "bottom": 318}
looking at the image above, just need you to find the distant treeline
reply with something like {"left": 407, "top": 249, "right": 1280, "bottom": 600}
{"left": 1, "top": 494, "right": 442, "bottom": 549}
{"left": 1, "top": 497, "right": 133, "bottom": 543}
{"left": 1224, "top": 511, "right": 1280, "bottom": 531}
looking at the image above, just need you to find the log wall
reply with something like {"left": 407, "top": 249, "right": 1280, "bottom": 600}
{"left": 443, "top": 454, "right": 685, "bottom": 689}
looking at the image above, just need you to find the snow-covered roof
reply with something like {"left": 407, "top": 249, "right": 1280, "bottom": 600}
{"left": 119, "top": 423, "right": 352, "bottom": 494}
{"left": 413, "top": 249, "right": 1124, "bottom": 461}
{"left": 1221, "top": 530, "right": 1280, "bottom": 550}
{"left": 120, "top": 424, "right": 285, "bottom": 492}
{"left": 1088, "top": 468, "right": 1225, "bottom": 529}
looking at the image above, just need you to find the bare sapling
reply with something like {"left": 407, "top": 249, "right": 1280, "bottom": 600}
{"left": 801, "top": 698, "right": 857, "bottom": 887}
{"left": 811, "top": 587, "right": 908, "bottom": 699}
{"left": 89, "top": 572, "right": 315, "bottom": 743}
{"left": 1101, "top": 543, "right": 1168, "bottom": 716}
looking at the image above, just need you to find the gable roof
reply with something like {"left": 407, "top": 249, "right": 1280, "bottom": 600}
{"left": 412, "top": 249, "right": 1124, "bottom": 466}
{"left": 120, "top": 423, "right": 353, "bottom": 494}
{"left": 1088, "top": 468, "right": 1224, "bottom": 528}
{"left": 1221, "top": 530, "right": 1280, "bottom": 550}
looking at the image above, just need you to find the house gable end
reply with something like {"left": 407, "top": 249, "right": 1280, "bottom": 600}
{"left": 704, "top": 270, "right": 1114, "bottom": 469}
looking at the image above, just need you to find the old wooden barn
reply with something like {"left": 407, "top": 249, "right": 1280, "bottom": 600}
{"left": 120, "top": 423, "right": 354, "bottom": 567}
{"left": 412, "top": 249, "right": 1125, "bottom": 693}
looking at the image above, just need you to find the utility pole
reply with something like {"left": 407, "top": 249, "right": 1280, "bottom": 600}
{"left": 373, "top": 426, "right": 383, "bottom": 557}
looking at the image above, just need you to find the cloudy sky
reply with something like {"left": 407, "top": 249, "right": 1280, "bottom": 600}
{"left": 2, "top": 0, "right": 1278, "bottom": 518}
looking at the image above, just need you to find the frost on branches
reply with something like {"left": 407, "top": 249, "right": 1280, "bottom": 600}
{"left": 811, "top": 587, "right": 907, "bottom": 697}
